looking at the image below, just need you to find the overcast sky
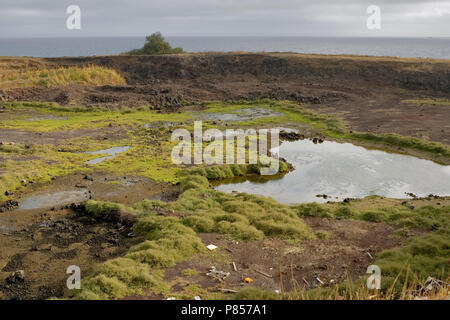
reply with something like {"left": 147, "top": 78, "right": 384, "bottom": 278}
{"left": 1, "top": 0, "right": 449, "bottom": 38}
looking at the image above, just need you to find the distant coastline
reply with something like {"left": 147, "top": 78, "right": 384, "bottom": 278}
{"left": 1, "top": 36, "right": 450, "bottom": 59}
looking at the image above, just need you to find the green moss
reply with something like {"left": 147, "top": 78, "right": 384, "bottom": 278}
{"left": 1, "top": 102, "right": 191, "bottom": 132}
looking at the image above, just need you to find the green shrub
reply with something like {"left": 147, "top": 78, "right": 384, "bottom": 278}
{"left": 125, "top": 32, "right": 183, "bottom": 55}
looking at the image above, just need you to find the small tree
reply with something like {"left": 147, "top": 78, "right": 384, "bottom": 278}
{"left": 126, "top": 32, "right": 183, "bottom": 55}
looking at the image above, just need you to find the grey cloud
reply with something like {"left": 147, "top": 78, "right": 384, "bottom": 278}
{"left": 0, "top": 0, "right": 449, "bottom": 37}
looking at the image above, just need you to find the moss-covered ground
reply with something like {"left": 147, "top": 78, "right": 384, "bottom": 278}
{"left": 1, "top": 100, "right": 448, "bottom": 300}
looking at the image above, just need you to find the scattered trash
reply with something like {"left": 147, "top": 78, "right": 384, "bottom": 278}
{"left": 206, "top": 244, "right": 218, "bottom": 251}
{"left": 221, "top": 288, "right": 238, "bottom": 293}
{"left": 232, "top": 261, "right": 238, "bottom": 272}
{"left": 424, "top": 276, "right": 449, "bottom": 292}
{"left": 194, "top": 296, "right": 201, "bottom": 300}
{"left": 274, "top": 290, "right": 280, "bottom": 294}
{"left": 167, "top": 297, "right": 176, "bottom": 300}
{"left": 206, "top": 266, "right": 230, "bottom": 281}
{"left": 302, "top": 277, "right": 310, "bottom": 286}
{"left": 127, "top": 232, "right": 135, "bottom": 238}
{"left": 244, "top": 277, "right": 254, "bottom": 284}
{"left": 255, "top": 270, "right": 272, "bottom": 278}
{"left": 366, "top": 252, "right": 373, "bottom": 259}
{"left": 316, "top": 277, "right": 324, "bottom": 285}
{"left": 6, "top": 270, "right": 25, "bottom": 284}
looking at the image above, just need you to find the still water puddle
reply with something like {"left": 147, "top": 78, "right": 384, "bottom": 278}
{"left": 18, "top": 190, "right": 89, "bottom": 210}
{"left": 26, "top": 115, "right": 67, "bottom": 121}
{"left": 215, "top": 139, "right": 450, "bottom": 204}
{"left": 192, "top": 107, "right": 283, "bottom": 122}
{"left": 143, "top": 122, "right": 176, "bottom": 128}
{"left": 85, "top": 146, "right": 130, "bottom": 165}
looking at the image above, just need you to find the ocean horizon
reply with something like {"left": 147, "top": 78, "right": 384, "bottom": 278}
{"left": 1, "top": 36, "right": 449, "bottom": 59}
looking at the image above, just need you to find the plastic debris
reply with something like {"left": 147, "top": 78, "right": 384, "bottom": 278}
{"left": 206, "top": 244, "right": 218, "bottom": 251}
{"left": 194, "top": 296, "right": 201, "bottom": 300}
{"left": 255, "top": 270, "right": 272, "bottom": 278}
{"left": 244, "top": 277, "right": 254, "bottom": 284}
{"left": 206, "top": 266, "right": 230, "bottom": 281}
{"left": 167, "top": 297, "right": 176, "bottom": 300}
{"left": 424, "top": 276, "right": 449, "bottom": 292}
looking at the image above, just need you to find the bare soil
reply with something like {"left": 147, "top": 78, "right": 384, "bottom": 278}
{"left": 1, "top": 54, "right": 450, "bottom": 145}
{"left": 0, "top": 53, "right": 448, "bottom": 300}
{"left": 131, "top": 218, "right": 420, "bottom": 299}
{"left": 0, "top": 207, "right": 144, "bottom": 300}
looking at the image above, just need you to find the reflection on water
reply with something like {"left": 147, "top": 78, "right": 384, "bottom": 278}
{"left": 18, "top": 190, "right": 89, "bottom": 210}
{"left": 85, "top": 146, "right": 130, "bottom": 165}
{"left": 215, "top": 139, "right": 450, "bottom": 204}
{"left": 26, "top": 115, "right": 67, "bottom": 121}
{"left": 192, "top": 107, "right": 283, "bottom": 122}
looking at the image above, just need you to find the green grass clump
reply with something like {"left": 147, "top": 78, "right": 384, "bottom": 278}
{"left": 84, "top": 200, "right": 134, "bottom": 217}
{"left": 76, "top": 214, "right": 205, "bottom": 299}
{"left": 294, "top": 203, "right": 332, "bottom": 218}
{"left": 182, "top": 161, "right": 290, "bottom": 181}
{"left": 75, "top": 259, "right": 164, "bottom": 300}
{"left": 374, "top": 234, "right": 449, "bottom": 293}
{"left": 233, "top": 287, "right": 280, "bottom": 300}
{"left": 163, "top": 173, "right": 315, "bottom": 241}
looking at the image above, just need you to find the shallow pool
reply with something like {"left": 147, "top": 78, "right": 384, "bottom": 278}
{"left": 85, "top": 146, "right": 130, "bottom": 165}
{"left": 215, "top": 139, "right": 450, "bottom": 204}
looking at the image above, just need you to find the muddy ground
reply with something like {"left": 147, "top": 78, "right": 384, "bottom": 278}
{"left": 0, "top": 53, "right": 449, "bottom": 300}
{"left": 0, "top": 170, "right": 179, "bottom": 300}
{"left": 0, "top": 208, "right": 143, "bottom": 300}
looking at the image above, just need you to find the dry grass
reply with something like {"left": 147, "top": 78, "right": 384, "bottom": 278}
{"left": 234, "top": 274, "right": 449, "bottom": 300}
{"left": 0, "top": 65, "right": 126, "bottom": 88}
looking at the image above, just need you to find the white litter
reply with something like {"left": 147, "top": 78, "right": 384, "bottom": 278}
{"left": 206, "top": 244, "right": 218, "bottom": 251}
{"left": 194, "top": 296, "right": 201, "bottom": 300}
